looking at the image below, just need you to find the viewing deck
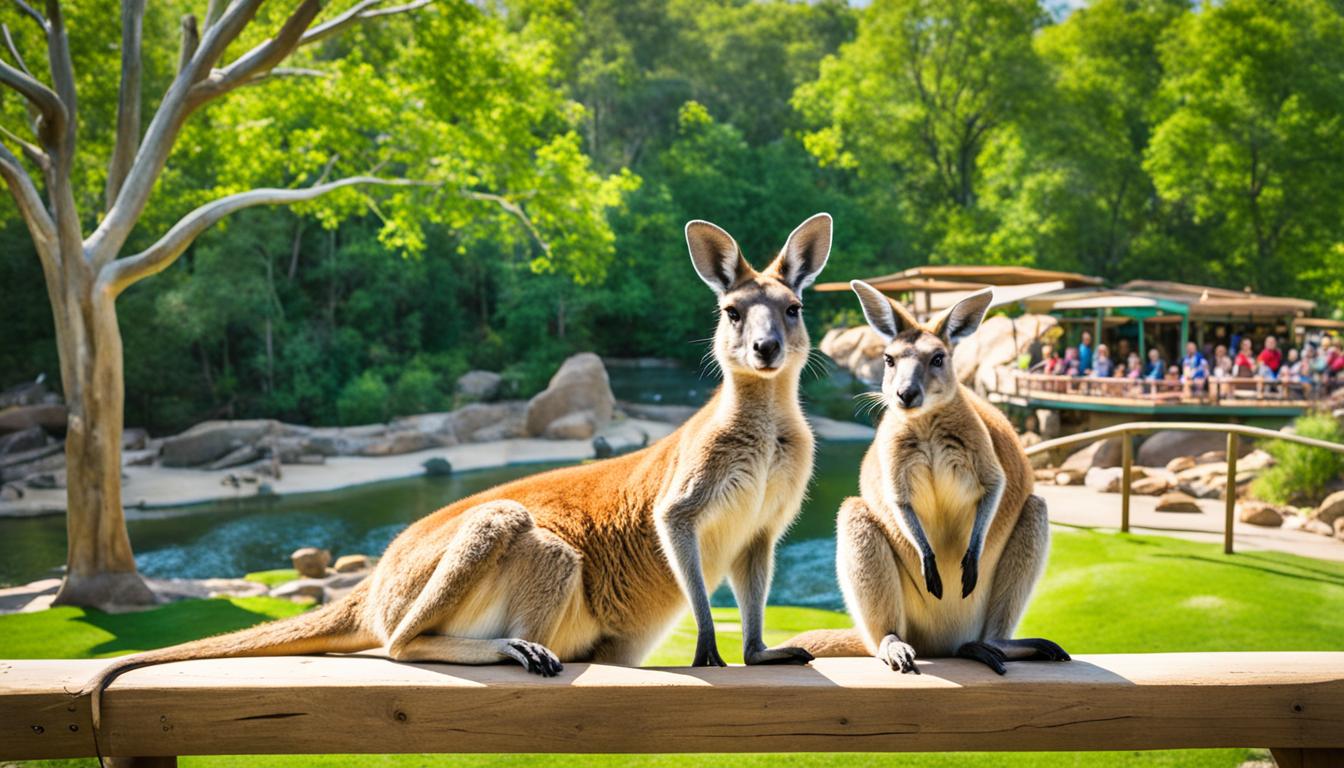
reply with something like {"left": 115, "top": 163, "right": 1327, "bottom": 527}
{"left": 987, "top": 370, "right": 1342, "bottom": 418}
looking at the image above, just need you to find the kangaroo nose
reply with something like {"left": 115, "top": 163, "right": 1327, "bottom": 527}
{"left": 896, "top": 387, "right": 921, "bottom": 407}
{"left": 753, "top": 338, "right": 781, "bottom": 363}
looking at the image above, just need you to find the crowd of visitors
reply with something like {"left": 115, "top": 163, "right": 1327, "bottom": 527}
{"left": 1028, "top": 330, "right": 1344, "bottom": 397}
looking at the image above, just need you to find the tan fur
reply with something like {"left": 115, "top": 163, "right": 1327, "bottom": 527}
{"left": 83, "top": 214, "right": 834, "bottom": 755}
{"left": 788, "top": 284, "right": 1067, "bottom": 674}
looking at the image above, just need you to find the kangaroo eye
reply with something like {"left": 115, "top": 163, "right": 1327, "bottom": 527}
{"left": 724, "top": 307, "right": 741, "bottom": 322}
{"left": 931, "top": 353, "right": 945, "bottom": 368}
{"left": 884, "top": 355, "right": 894, "bottom": 368}
{"left": 786, "top": 304, "right": 802, "bottom": 318}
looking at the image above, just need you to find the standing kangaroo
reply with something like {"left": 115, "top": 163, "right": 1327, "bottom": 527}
{"left": 83, "top": 214, "right": 831, "bottom": 745}
{"left": 789, "top": 281, "right": 1068, "bottom": 674}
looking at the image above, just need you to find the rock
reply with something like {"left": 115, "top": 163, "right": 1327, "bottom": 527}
{"left": 0, "top": 426, "right": 47, "bottom": 456}
{"left": 0, "top": 403, "right": 66, "bottom": 436}
{"left": 122, "top": 427, "right": 149, "bottom": 451}
{"left": 422, "top": 457, "right": 453, "bottom": 476}
{"left": 161, "top": 419, "right": 279, "bottom": 467}
{"left": 1054, "top": 469, "right": 1084, "bottom": 486}
{"left": 0, "top": 482, "right": 22, "bottom": 501}
{"left": 333, "top": 554, "right": 371, "bottom": 573}
{"left": 446, "top": 402, "right": 523, "bottom": 442}
{"left": 525, "top": 353, "right": 615, "bottom": 438}
{"left": 294, "top": 453, "right": 326, "bottom": 465}
{"left": 544, "top": 410, "right": 599, "bottom": 440}
{"left": 619, "top": 402, "right": 698, "bottom": 425}
{"left": 1131, "top": 476, "right": 1169, "bottom": 495}
{"left": 1238, "top": 450, "right": 1275, "bottom": 472}
{"left": 1302, "top": 518, "right": 1335, "bottom": 537}
{"left": 1036, "top": 409, "right": 1060, "bottom": 440}
{"left": 0, "top": 377, "right": 50, "bottom": 409}
{"left": 360, "top": 430, "right": 440, "bottom": 457}
{"left": 1155, "top": 491, "right": 1202, "bottom": 513}
{"left": 456, "top": 370, "right": 503, "bottom": 401}
{"left": 1335, "top": 517, "right": 1344, "bottom": 540}
{"left": 1315, "top": 490, "right": 1344, "bottom": 527}
{"left": 125, "top": 450, "right": 156, "bottom": 467}
{"left": 291, "top": 547, "right": 331, "bottom": 578}
{"left": 1238, "top": 501, "right": 1285, "bottom": 527}
{"left": 1137, "top": 430, "right": 1251, "bottom": 468}
{"left": 593, "top": 435, "right": 613, "bottom": 459}
{"left": 1194, "top": 450, "right": 1226, "bottom": 464}
{"left": 24, "top": 470, "right": 65, "bottom": 489}
{"left": 1085, "top": 466, "right": 1122, "bottom": 493}
{"left": 1165, "top": 455, "right": 1197, "bottom": 473}
{"left": 206, "top": 444, "right": 261, "bottom": 470}
{"left": 1033, "top": 468, "right": 1058, "bottom": 483}
{"left": 270, "top": 579, "right": 325, "bottom": 602}
{"left": 1062, "top": 437, "right": 1126, "bottom": 472}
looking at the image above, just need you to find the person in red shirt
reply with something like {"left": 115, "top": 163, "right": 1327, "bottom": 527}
{"left": 1233, "top": 338, "right": 1256, "bottom": 377}
{"left": 1257, "top": 335, "right": 1283, "bottom": 375}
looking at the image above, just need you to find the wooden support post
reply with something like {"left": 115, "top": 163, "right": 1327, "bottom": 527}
{"left": 1225, "top": 431, "right": 1239, "bottom": 555}
{"left": 1121, "top": 433, "right": 1132, "bottom": 534}
{"left": 1270, "top": 748, "right": 1344, "bottom": 768}
{"left": 108, "top": 758, "right": 177, "bottom": 768}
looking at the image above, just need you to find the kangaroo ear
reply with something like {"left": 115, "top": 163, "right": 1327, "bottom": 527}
{"left": 932, "top": 288, "right": 994, "bottom": 346}
{"left": 850, "top": 280, "right": 916, "bottom": 341}
{"left": 686, "top": 220, "right": 752, "bottom": 295}
{"left": 767, "top": 212, "right": 832, "bottom": 294}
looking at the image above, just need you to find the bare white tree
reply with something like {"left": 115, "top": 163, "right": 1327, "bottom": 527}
{"left": 0, "top": 0, "right": 431, "bottom": 608}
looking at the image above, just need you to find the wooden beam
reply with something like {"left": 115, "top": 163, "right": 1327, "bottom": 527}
{"left": 3, "top": 654, "right": 1344, "bottom": 760}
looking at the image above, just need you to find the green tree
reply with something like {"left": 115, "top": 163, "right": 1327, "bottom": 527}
{"left": 795, "top": 0, "right": 1047, "bottom": 260}
{"left": 1145, "top": 0, "right": 1344, "bottom": 296}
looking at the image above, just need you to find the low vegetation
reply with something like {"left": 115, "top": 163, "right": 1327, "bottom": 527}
{"left": 7, "top": 528, "right": 1342, "bottom": 767}
{"left": 1251, "top": 412, "right": 1344, "bottom": 505}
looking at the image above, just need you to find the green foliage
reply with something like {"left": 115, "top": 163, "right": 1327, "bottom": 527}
{"left": 1251, "top": 413, "right": 1344, "bottom": 505}
{"left": 337, "top": 371, "right": 391, "bottom": 426}
{"left": 243, "top": 569, "right": 301, "bottom": 588}
{"left": 391, "top": 365, "right": 446, "bottom": 416}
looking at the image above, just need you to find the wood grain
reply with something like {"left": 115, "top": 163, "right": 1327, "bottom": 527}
{"left": 3, "top": 654, "right": 1342, "bottom": 760}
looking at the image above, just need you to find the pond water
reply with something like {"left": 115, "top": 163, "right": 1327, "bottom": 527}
{"left": 0, "top": 364, "right": 870, "bottom": 609}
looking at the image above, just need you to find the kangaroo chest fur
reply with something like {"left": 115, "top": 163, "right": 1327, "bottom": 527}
{"left": 878, "top": 412, "right": 1003, "bottom": 655}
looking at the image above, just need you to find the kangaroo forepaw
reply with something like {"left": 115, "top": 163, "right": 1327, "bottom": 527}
{"left": 502, "top": 639, "right": 564, "bottom": 677}
{"left": 878, "top": 634, "right": 919, "bottom": 674}
{"left": 692, "top": 632, "right": 727, "bottom": 668}
{"left": 745, "top": 645, "right": 814, "bottom": 666}
{"left": 921, "top": 554, "right": 943, "bottom": 600}
{"left": 960, "top": 550, "right": 979, "bottom": 598}
{"left": 956, "top": 640, "right": 1008, "bottom": 675}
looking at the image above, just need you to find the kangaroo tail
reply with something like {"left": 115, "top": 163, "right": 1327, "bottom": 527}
{"left": 84, "top": 582, "right": 375, "bottom": 762}
{"left": 785, "top": 628, "right": 871, "bottom": 658}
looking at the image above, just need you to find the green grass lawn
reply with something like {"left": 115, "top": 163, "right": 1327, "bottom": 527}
{"left": 11, "top": 527, "right": 1341, "bottom": 768}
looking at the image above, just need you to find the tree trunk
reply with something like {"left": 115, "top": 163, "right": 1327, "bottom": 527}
{"left": 51, "top": 271, "right": 154, "bottom": 609}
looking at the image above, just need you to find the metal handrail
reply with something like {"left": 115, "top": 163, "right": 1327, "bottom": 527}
{"left": 1025, "top": 421, "right": 1344, "bottom": 554}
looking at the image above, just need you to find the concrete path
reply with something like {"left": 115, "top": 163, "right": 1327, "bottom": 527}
{"left": 1038, "top": 484, "right": 1344, "bottom": 563}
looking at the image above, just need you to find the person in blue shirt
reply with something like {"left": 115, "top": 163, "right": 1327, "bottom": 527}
{"left": 1090, "top": 344, "right": 1115, "bottom": 378}
{"left": 1143, "top": 348, "right": 1166, "bottom": 380}
{"left": 1078, "top": 330, "right": 1094, "bottom": 375}
{"left": 1181, "top": 341, "right": 1210, "bottom": 395}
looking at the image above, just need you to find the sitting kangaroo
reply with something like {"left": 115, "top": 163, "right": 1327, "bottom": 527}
{"left": 83, "top": 214, "right": 831, "bottom": 745}
{"left": 789, "top": 281, "right": 1068, "bottom": 674}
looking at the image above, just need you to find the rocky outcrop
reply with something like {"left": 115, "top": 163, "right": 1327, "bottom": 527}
{"left": 1136, "top": 430, "right": 1253, "bottom": 468}
{"left": 456, "top": 370, "right": 503, "bottom": 402}
{"left": 333, "top": 554, "right": 371, "bottom": 573}
{"left": 525, "top": 353, "right": 615, "bottom": 439}
{"left": 0, "top": 404, "right": 67, "bottom": 435}
{"left": 1315, "top": 490, "right": 1344, "bottom": 527}
{"left": 1155, "top": 491, "right": 1202, "bottom": 513}
{"left": 162, "top": 420, "right": 281, "bottom": 467}
{"left": 1238, "top": 500, "right": 1285, "bottom": 527}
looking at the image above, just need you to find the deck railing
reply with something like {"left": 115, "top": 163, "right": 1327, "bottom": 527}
{"left": 1025, "top": 421, "right": 1344, "bottom": 553}
{"left": 1005, "top": 370, "right": 1342, "bottom": 407}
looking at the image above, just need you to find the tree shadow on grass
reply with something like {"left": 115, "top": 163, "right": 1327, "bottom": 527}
{"left": 75, "top": 598, "right": 305, "bottom": 657}
{"left": 1150, "top": 553, "right": 1344, "bottom": 589}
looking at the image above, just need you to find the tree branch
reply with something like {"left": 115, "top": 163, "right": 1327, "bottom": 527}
{"left": 177, "top": 14, "right": 199, "bottom": 75}
{"left": 301, "top": 0, "right": 431, "bottom": 46}
{"left": 43, "top": 0, "right": 76, "bottom": 160}
{"left": 0, "top": 123, "right": 48, "bottom": 169}
{"left": 107, "top": 0, "right": 145, "bottom": 210}
{"left": 0, "top": 59, "right": 65, "bottom": 145}
{"left": 186, "top": 0, "right": 322, "bottom": 108}
{"left": 0, "top": 137, "right": 55, "bottom": 248}
{"left": 8, "top": 0, "right": 45, "bottom": 29}
{"left": 101, "top": 176, "right": 434, "bottom": 295}
{"left": 463, "top": 190, "right": 552, "bottom": 255}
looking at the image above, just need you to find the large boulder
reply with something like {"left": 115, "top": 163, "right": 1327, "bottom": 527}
{"left": 1315, "top": 490, "right": 1344, "bottom": 527}
{"left": 1061, "top": 437, "right": 1127, "bottom": 473}
{"left": 1136, "top": 430, "right": 1252, "bottom": 469}
{"left": 456, "top": 370, "right": 503, "bottom": 402}
{"left": 333, "top": 554, "right": 371, "bottom": 573}
{"left": 0, "top": 426, "right": 47, "bottom": 456}
{"left": 0, "top": 377, "right": 51, "bottom": 409}
{"left": 544, "top": 410, "right": 598, "bottom": 440}
{"left": 1085, "top": 466, "right": 1122, "bottom": 493}
{"left": 446, "top": 403, "right": 524, "bottom": 442}
{"left": 161, "top": 420, "right": 279, "bottom": 467}
{"left": 525, "top": 353, "right": 614, "bottom": 438}
{"left": 0, "top": 404, "right": 66, "bottom": 436}
{"left": 359, "top": 431, "right": 441, "bottom": 456}
{"left": 819, "top": 326, "right": 886, "bottom": 385}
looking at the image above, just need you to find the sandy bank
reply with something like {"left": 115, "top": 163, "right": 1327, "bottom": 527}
{"left": 0, "top": 414, "right": 874, "bottom": 518}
